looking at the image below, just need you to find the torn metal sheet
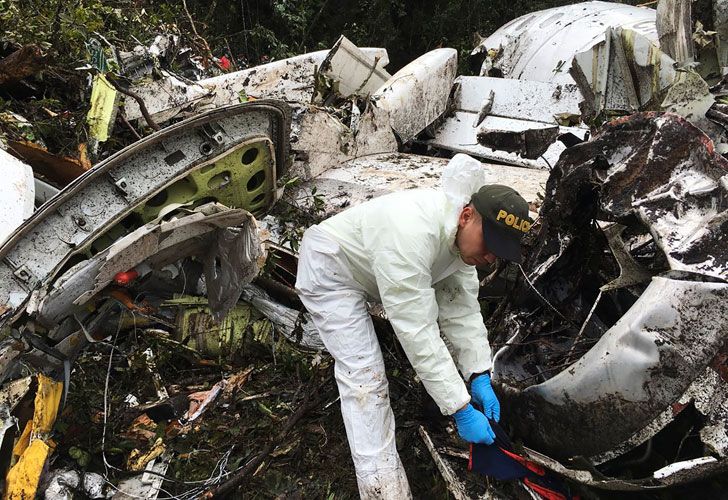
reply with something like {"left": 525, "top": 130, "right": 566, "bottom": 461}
{"left": 87, "top": 74, "right": 119, "bottom": 145}
{"left": 286, "top": 153, "right": 548, "bottom": 218}
{"left": 288, "top": 102, "right": 397, "bottom": 181}
{"left": 163, "top": 297, "right": 256, "bottom": 359}
{"left": 34, "top": 204, "right": 259, "bottom": 326}
{"left": 569, "top": 21, "right": 719, "bottom": 139}
{"left": 372, "top": 48, "right": 457, "bottom": 143}
{"left": 33, "top": 178, "right": 59, "bottom": 208}
{"left": 570, "top": 27, "right": 679, "bottom": 120}
{"left": 715, "top": 0, "right": 728, "bottom": 71}
{"left": 425, "top": 76, "right": 586, "bottom": 169}
{"left": 656, "top": 0, "right": 694, "bottom": 64}
{"left": 0, "top": 148, "right": 35, "bottom": 245}
{"left": 122, "top": 70, "right": 211, "bottom": 124}
{"left": 4, "top": 374, "right": 63, "bottom": 500}
{"left": 660, "top": 70, "right": 716, "bottom": 129}
{"left": 453, "top": 76, "right": 582, "bottom": 125}
{"left": 0, "top": 376, "right": 31, "bottom": 449}
{"left": 203, "top": 214, "right": 265, "bottom": 322}
{"left": 200, "top": 47, "right": 389, "bottom": 107}
{"left": 476, "top": 122, "right": 559, "bottom": 160}
{"left": 319, "top": 35, "right": 391, "bottom": 99}
{"left": 240, "top": 284, "right": 325, "bottom": 351}
{"left": 117, "top": 44, "right": 389, "bottom": 134}
{"left": 490, "top": 112, "right": 728, "bottom": 485}
{"left": 498, "top": 277, "right": 727, "bottom": 458}
{"left": 518, "top": 440, "right": 728, "bottom": 491}
{"left": 474, "top": 1, "right": 658, "bottom": 85}
{"left": 0, "top": 100, "right": 290, "bottom": 328}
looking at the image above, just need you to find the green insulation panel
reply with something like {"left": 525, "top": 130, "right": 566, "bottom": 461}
{"left": 135, "top": 137, "right": 276, "bottom": 222}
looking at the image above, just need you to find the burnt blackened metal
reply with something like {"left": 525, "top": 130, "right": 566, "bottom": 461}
{"left": 490, "top": 113, "right": 728, "bottom": 479}
{"left": 477, "top": 125, "right": 559, "bottom": 160}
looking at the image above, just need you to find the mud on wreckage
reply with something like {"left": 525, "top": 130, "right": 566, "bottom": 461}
{"left": 1, "top": 0, "right": 728, "bottom": 498}
{"left": 488, "top": 112, "right": 728, "bottom": 493}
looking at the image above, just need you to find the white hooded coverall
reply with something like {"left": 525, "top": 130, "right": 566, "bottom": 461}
{"left": 295, "top": 155, "right": 493, "bottom": 499}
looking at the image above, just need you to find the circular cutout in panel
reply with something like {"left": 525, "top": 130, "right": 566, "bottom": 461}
{"left": 246, "top": 170, "right": 266, "bottom": 192}
{"left": 241, "top": 148, "right": 259, "bottom": 165}
{"left": 200, "top": 142, "right": 213, "bottom": 155}
{"left": 146, "top": 190, "right": 169, "bottom": 208}
{"left": 251, "top": 193, "right": 265, "bottom": 205}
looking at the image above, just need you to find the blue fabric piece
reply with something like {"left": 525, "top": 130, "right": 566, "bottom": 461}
{"left": 470, "top": 441, "right": 532, "bottom": 480}
{"left": 469, "top": 419, "right": 575, "bottom": 499}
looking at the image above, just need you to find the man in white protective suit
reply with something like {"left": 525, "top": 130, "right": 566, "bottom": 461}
{"left": 295, "top": 154, "right": 533, "bottom": 499}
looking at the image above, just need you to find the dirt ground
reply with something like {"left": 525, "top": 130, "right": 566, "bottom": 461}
{"left": 44, "top": 302, "right": 727, "bottom": 500}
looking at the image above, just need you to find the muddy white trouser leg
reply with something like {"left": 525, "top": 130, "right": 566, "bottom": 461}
{"left": 296, "top": 227, "right": 411, "bottom": 500}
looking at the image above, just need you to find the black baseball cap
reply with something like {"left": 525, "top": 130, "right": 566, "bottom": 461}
{"left": 470, "top": 185, "right": 532, "bottom": 264}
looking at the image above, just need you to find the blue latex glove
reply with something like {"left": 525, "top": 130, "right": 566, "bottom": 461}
{"left": 471, "top": 373, "right": 500, "bottom": 422}
{"left": 453, "top": 403, "right": 495, "bottom": 444}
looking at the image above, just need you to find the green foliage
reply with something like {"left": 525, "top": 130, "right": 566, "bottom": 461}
{"left": 1, "top": 0, "right": 181, "bottom": 64}
{"left": 0, "top": 0, "right": 642, "bottom": 160}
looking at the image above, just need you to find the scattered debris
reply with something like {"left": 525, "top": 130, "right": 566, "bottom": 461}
{"left": 318, "top": 35, "right": 392, "bottom": 100}
{"left": 425, "top": 76, "right": 586, "bottom": 168}
{"left": 491, "top": 112, "right": 728, "bottom": 486}
{"left": 0, "top": 1, "right": 727, "bottom": 497}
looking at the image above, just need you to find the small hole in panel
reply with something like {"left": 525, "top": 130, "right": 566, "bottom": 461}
{"left": 164, "top": 150, "right": 186, "bottom": 165}
{"left": 208, "top": 171, "right": 232, "bottom": 189}
{"left": 146, "top": 190, "right": 168, "bottom": 207}
{"left": 241, "top": 148, "right": 259, "bottom": 165}
{"left": 247, "top": 170, "right": 266, "bottom": 192}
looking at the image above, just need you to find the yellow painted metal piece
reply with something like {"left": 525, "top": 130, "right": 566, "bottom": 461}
{"left": 31, "top": 374, "right": 63, "bottom": 438}
{"left": 4, "top": 374, "right": 63, "bottom": 500}
{"left": 86, "top": 74, "right": 119, "bottom": 143}
{"left": 126, "top": 437, "right": 166, "bottom": 471}
{"left": 10, "top": 421, "right": 32, "bottom": 461}
{"left": 165, "top": 296, "right": 256, "bottom": 360}
{"left": 4, "top": 440, "right": 52, "bottom": 500}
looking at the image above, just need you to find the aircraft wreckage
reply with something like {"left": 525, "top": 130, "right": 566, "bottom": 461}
{"left": 0, "top": 0, "right": 726, "bottom": 497}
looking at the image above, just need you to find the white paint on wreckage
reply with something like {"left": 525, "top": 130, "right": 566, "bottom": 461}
{"left": 0, "top": 101, "right": 289, "bottom": 328}
{"left": 425, "top": 75, "right": 587, "bottom": 169}
{"left": 285, "top": 152, "right": 549, "bottom": 218}
{"left": 0, "top": 149, "right": 35, "bottom": 246}
{"left": 474, "top": 0, "right": 658, "bottom": 85}
{"left": 372, "top": 48, "right": 458, "bottom": 144}
{"left": 122, "top": 46, "right": 390, "bottom": 126}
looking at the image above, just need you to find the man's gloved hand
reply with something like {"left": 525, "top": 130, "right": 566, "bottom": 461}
{"left": 453, "top": 403, "right": 495, "bottom": 444}
{"left": 471, "top": 373, "right": 500, "bottom": 422}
